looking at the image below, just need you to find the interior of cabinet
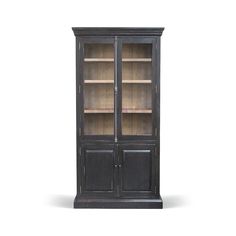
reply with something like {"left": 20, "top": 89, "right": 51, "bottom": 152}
{"left": 122, "top": 44, "right": 152, "bottom": 58}
{"left": 84, "top": 84, "right": 114, "bottom": 110}
{"left": 84, "top": 114, "right": 114, "bottom": 135}
{"left": 83, "top": 44, "right": 114, "bottom": 135}
{"left": 82, "top": 43, "right": 153, "bottom": 136}
{"left": 84, "top": 62, "right": 114, "bottom": 81}
{"left": 122, "top": 62, "right": 152, "bottom": 81}
{"left": 122, "top": 84, "right": 151, "bottom": 110}
{"left": 122, "top": 44, "right": 153, "bottom": 135}
{"left": 122, "top": 114, "right": 152, "bottom": 135}
{"left": 84, "top": 44, "right": 114, "bottom": 58}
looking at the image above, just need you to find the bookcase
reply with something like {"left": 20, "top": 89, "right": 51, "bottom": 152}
{"left": 72, "top": 28, "right": 164, "bottom": 208}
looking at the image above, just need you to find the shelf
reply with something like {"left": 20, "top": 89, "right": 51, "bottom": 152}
{"left": 84, "top": 109, "right": 152, "bottom": 114}
{"left": 84, "top": 109, "right": 114, "bottom": 113}
{"left": 122, "top": 58, "right": 152, "bottom": 62}
{"left": 84, "top": 80, "right": 151, "bottom": 84}
{"left": 122, "top": 80, "right": 151, "bottom": 84}
{"left": 84, "top": 58, "right": 152, "bottom": 62}
{"left": 122, "top": 109, "right": 152, "bottom": 113}
{"left": 84, "top": 80, "right": 114, "bottom": 84}
{"left": 84, "top": 58, "right": 114, "bottom": 62}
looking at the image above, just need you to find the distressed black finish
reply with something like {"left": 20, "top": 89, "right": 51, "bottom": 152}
{"left": 72, "top": 27, "right": 164, "bottom": 36}
{"left": 72, "top": 27, "right": 164, "bottom": 208}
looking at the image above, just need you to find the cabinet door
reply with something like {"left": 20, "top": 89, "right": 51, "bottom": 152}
{"left": 117, "top": 37, "right": 159, "bottom": 140}
{"left": 78, "top": 37, "right": 115, "bottom": 141}
{"left": 81, "top": 145, "right": 117, "bottom": 196}
{"left": 118, "top": 145, "right": 157, "bottom": 197}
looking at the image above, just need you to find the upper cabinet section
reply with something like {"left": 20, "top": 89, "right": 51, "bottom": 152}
{"left": 74, "top": 28, "right": 164, "bottom": 141}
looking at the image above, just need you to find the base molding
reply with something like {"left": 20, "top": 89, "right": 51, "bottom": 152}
{"left": 74, "top": 196, "right": 163, "bottom": 209}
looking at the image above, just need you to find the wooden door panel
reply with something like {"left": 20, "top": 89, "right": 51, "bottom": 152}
{"left": 84, "top": 150, "right": 113, "bottom": 191}
{"left": 119, "top": 145, "right": 156, "bottom": 197}
{"left": 122, "top": 150, "right": 152, "bottom": 191}
{"left": 81, "top": 145, "right": 116, "bottom": 196}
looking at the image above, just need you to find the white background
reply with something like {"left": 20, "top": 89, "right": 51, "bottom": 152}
{"left": 0, "top": 0, "right": 235, "bottom": 235}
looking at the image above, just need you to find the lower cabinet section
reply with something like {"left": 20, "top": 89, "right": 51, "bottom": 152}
{"left": 76, "top": 143, "right": 162, "bottom": 208}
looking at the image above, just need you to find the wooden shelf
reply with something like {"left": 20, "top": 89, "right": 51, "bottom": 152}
{"left": 122, "top": 80, "right": 151, "bottom": 84}
{"left": 84, "top": 80, "right": 151, "bottom": 84}
{"left": 84, "top": 80, "right": 114, "bottom": 84}
{"left": 84, "top": 58, "right": 114, "bottom": 62}
{"left": 122, "top": 109, "right": 152, "bottom": 113}
{"left": 122, "top": 58, "right": 152, "bottom": 62}
{"left": 84, "top": 109, "right": 114, "bottom": 113}
{"left": 84, "top": 109, "right": 152, "bottom": 114}
{"left": 84, "top": 58, "right": 152, "bottom": 62}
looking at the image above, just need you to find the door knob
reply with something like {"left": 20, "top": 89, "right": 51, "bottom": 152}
{"left": 114, "top": 164, "right": 121, "bottom": 168}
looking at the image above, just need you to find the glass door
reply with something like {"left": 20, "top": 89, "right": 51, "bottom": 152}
{"left": 80, "top": 38, "right": 115, "bottom": 139}
{"left": 118, "top": 38, "right": 156, "bottom": 139}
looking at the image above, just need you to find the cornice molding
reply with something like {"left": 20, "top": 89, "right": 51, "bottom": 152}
{"left": 72, "top": 27, "right": 164, "bottom": 37}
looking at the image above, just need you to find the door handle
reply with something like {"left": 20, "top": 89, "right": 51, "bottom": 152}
{"left": 114, "top": 164, "right": 121, "bottom": 168}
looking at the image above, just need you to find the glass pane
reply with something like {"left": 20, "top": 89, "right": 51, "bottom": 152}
{"left": 83, "top": 44, "right": 114, "bottom": 135}
{"left": 122, "top": 44, "right": 152, "bottom": 135}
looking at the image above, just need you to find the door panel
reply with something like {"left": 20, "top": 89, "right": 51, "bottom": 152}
{"left": 78, "top": 37, "right": 115, "bottom": 140}
{"left": 119, "top": 145, "right": 156, "bottom": 197}
{"left": 122, "top": 150, "right": 152, "bottom": 191}
{"left": 81, "top": 145, "right": 117, "bottom": 196}
{"left": 117, "top": 37, "right": 158, "bottom": 140}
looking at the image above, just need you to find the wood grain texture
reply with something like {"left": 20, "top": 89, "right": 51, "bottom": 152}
{"left": 84, "top": 62, "right": 114, "bottom": 81}
{"left": 122, "top": 84, "right": 152, "bottom": 109}
{"left": 84, "top": 84, "right": 114, "bottom": 109}
{"left": 84, "top": 80, "right": 151, "bottom": 84}
{"left": 123, "top": 80, "right": 151, "bottom": 83}
{"left": 84, "top": 109, "right": 114, "bottom": 113}
{"left": 84, "top": 58, "right": 151, "bottom": 62}
{"left": 84, "top": 44, "right": 114, "bottom": 58}
{"left": 84, "top": 58, "right": 114, "bottom": 62}
{"left": 84, "top": 114, "right": 114, "bottom": 135}
{"left": 122, "top": 58, "right": 151, "bottom": 62}
{"left": 122, "top": 44, "right": 152, "bottom": 58}
{"left": 84, "top": 80, "right": 114, "bottom": 83}
{"left": 122, "top": 114, "right": 152, "bottom": 135}
{"left": 84, "top": 109, "right": 151, "bottom": 113}
{"left": 122, "top": 62, "right": 152, "bottom": 81}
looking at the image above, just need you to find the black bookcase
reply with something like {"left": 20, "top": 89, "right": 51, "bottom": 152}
{"left": 72, "top": 27, "right": 164, "bottom": 208}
